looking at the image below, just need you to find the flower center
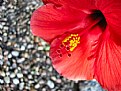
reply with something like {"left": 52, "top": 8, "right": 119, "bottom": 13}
{"left": 62, "top": 34, "right": 80, "bottom": 51}
{"left": 91, "top": 10, "right": 107, "bottom": 30}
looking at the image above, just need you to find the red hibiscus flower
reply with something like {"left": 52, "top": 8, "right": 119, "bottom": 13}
{"left": 30, "top": 0, "right": 121, "bottom": 90}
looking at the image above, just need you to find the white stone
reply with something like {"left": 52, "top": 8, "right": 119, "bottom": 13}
{"left": 38, "top": 46, "right": 44, "bottom": 50}
{"left": 27, "top": 44, "right": 34, "bottom": 49}
{"left": 11, "top": 51, "right": 19, "bottom": 57}
{"left": 28, "top": 75, "right": 32, "bottom": 79}
{"left": 6, "top": 72, "right": 10, "bottom": 76}
{"left": 4, "top": 77, "right": 10, "bottom": 84}
{"left": 0, "top": 60, "right": 3, "bottom": 65}
{"left": 17, "top": 58, "right": 25, "bottom": 63}
{"left": 12, "top": 63, "right": 17, "bottom": 68}
{"left": 51, "top": 76, "right": 56, "bottom": 81}
{"left": 17, "top": 73, "right": 23, "bottom": 78}
{"left": 0, "top": 79, "right": 4, "bottom": 84}
{"left": 1, "top": 71, "right": 5, "bottom": 77}
{"left": 10, "top": 73, "right": 16, "bottom": 78}
{"left": 8, "top": 54, "right": 12, "bottom": 58}
{"left": 47, "top": 80, "right": 54, "bottom": 89}
{"left": 20, "top": 46, "right": 25, "bottom": 51}
{"left": 0, "top": 55, "right": 3, "bottom": 59}
{"left": 35, "top": 83, "right": 40, "bottom": 89}
{"left": 19, "top": 83, "right": 24, "bottom": 90}
{"left": 13, "top": 78, "right": 19, "bottom": 85}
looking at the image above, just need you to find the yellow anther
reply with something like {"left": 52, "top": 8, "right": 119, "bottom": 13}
{"left": 62, "top": 34, "right": 80, "bottom": 51}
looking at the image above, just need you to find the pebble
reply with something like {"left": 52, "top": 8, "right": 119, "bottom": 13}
{"left": 0, "top": 79, "right": 4, "bottom": 84}
{"left": 20, "top": 45, "right": 26, "bottom": 51}
{"left": 0, "top": 60, "right": 3, "bottom": 65}
{"left": 17, "top": 58, "right": 25, "bottom": 63}
{"left": 12, "top": 63, "right": 17, "bottom": 68}
{"left": 1, "top": 71, "right": 5, "bottom": 77}
{"left": 28, "top": 74, "right": 33, "bottom": 79}
{"left": 56, "top": 79, "right": 62, "bottom": 83}
{"left": 39, "top": 80, "right": 45, "bottom": 84}
{"left": 10, "top": 73, "right": 16, "bottom": 78}
{"left": 0, "top": 55, "right": 3, "bottom": 59}
{"left": 27, "top": 44, "right": 34, "bottom": 49}
{"left": 17, "top": 73, "right": 23, "bottom": 78}
{"left": 38, "top": 46, "right": 44, "bottom": 50}
{"left": 4, "top": 76, "right": 10, "bottom": 84}
{"left": 11, "top": 51, "right": 19, "bottom": 57}
{"left": 48, "top": 67, "right": 53, "bottom": 72}
{"left": 51, "top": 76, "right": 56, "bottom": 81}
{"left": 19, "top": 82, "right": 25, "bottom": 90}
{"left": 28, "top": 80, "right": 34, "bottom": 84}
{"left": 13, "top": 78, "right": 19, "bottom": 85}
{"left": 35, "top": 83, "right": 40, "bottom": 89}
{"left": 8, "top": 54, "right": 12, "bottom": 58}
{"left": 47, "top": 80, "right": 55, "bottom": 89}
{"left": 6, "top": 72, "right": 10, "bottom": 76}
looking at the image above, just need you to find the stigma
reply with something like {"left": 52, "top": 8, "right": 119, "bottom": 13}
{"left": 62, "top": 34, "right": 80, "bottom": 51}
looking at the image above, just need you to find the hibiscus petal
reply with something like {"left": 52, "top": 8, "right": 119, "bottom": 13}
{"left": 96, "top": 0, "right": 121, "bottom": 40}
{"left": 42, "top": 0, "right": 62, "bottom": 6}
{"left": 94, "top": 27, "right": 121, "bottom": 91}
{"left": 30, "top": 4, "right": 87, "bottom": 43}
{"left": 43, "top": 0, "right": 96, "bottom": 10}
{"left": 50, "top": 24, "right": 102, "bottom": 80}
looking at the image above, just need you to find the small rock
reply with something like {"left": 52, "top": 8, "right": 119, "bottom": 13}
{"left": 10, "top": 73, "right": 16, "bottom": 78}
{"left": 47, "top": 80, "right": 55, "bottom": 89}
{"left": 27, "top": 44, "right": 34, "bottom": 49}
{"left": 0, "top": 59, "right": 3, "bottom": 65}
{"left": 17, "top": 73, "right": 23, "bottom": 78}
{"left": 19, "top": 82, "right": 24, "bottom": 90}
{"left": 28, "top": 74, "right": 33, "bottom": 79}
{"left": 4, "top": 76, "right": 10, "bottom": 84}
{"left": 8, "top": 54, "right": 12, "bottom": 58}
{"left": 17, "top": 58, "right": 25, "bottom": 63}
{"left": 11, "top": 51, "right": 19, "bottom": 57}
{"left": 1, "top": 71, "right": 5, "bottom": 77}
{"left": 38, "top": 46, "right": 44, "bottom": 50}
{"left": 28, "top": 80, "right": 34, "bottom": 84}
{"left": 6, "top": 72, "right": 10, "bottom": 76}
{"left": 20, "top": 45, "right": 25, "bottom": 51}
{"left": 12, "top": 63, "right": 17, "bottom": 68}
{"left": 0, "top": 79, "right": 4, "bottom": 84}
{"left": 48, "top": 67, "right": 53, "bottom": 72}
{"left": 51, "top": 76, "right": 56, "bottom": 81}
{"left": 56, "top": 79, "right": 62, "bottom": 83}
{"left": 39, "top": 80, "right": 45, "bottom": 84}
{"left": 13, "top": 78, "right": 20, "bottom": 85}
{"left": 35, "top": 83, "right": 40, "bottom": 89}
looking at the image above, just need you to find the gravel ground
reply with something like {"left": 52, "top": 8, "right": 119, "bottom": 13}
{"left": 0, "top": 0, "right": 105, "bottom": 91}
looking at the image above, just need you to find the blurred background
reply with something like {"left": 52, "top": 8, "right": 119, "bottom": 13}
{"left": 0, "top": 0, "right": 104, "bottom": 91}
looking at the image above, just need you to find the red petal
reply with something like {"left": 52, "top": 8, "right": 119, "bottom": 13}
{"left": 96, "top": 0, "right": 121, "bottom": 40}
{"left": 43, "top": 0, "right": 96, "bottom": 10}
{"left": 50, "top": 24, "right": 102, "bottom": 80}
{"left": 42, "top": 0, "right": 62, "bottom": 6}
{"left": 30, "top": 4, "right": 87, "bottom": 43}
{"left": 94, "top": 27, "right": 121, "bottom": 91}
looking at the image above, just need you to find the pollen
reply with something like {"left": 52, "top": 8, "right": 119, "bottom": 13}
{"left": 62, "top": 34, "right": 80, "bottom": 51}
